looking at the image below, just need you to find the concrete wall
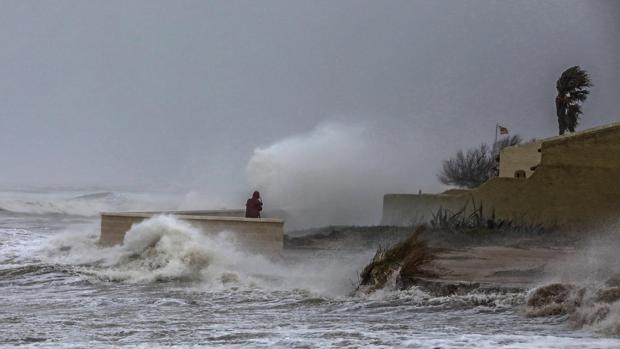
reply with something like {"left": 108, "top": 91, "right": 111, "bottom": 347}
{"left": 99, "top": 211, "right": 284, "bottom": 252}
{"left": 498, "top": 140, "right": 542, "bottom": 178}
{"left": 127, "top": 209, "right": 287, "bottom": 218}
{"left": 383, "top": 123, "right": 620, "bottom": 228}
{"left": 382, "top": 193, "right": 471, "bottom": 226}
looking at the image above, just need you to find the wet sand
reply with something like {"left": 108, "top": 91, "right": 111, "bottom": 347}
{"left": 285, "top": 226, "right": 583, "bottom": 291}
{"left": 426, "top": 246, "right": 576, "bottom": 289}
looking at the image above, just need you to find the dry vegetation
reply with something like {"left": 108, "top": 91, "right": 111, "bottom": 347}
{"left": 357, "top": 226, "right": 436, "bottom": 293}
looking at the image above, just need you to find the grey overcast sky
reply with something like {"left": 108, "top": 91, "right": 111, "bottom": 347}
{"left": 1, "top": 1, "right": 618, "bottom": 204}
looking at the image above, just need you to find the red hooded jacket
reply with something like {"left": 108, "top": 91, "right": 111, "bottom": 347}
{"left": 245, "top": 191, "right": 263, "bottom": 218}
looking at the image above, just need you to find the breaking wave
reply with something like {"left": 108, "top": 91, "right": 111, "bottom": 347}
{"left": 30, "top": 215, "right": 532, "bottom": 310}
{"left": 526, "top": 281, "right": 620, "bottom": 336}
{"left": 0, "top": 191, "right": 176, "bottom": 216}
{"left": 526, "top": 226, "right": 620, "bottom": 336}
{"left": 33, "top": 215, "right": 529, "bottom": 308}
{"left": 36, "top": 216, "right": 369, "bottom": 295}
{"left": 27, "top": 215, "right": 611, "bottom": 317}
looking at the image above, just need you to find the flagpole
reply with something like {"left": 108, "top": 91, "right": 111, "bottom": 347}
{"left": 493, "top": 124, "right": 498, "bottom": 155}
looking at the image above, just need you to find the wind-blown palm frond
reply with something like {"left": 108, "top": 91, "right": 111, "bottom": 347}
{"left": 556, "top": 66, "right": 592, "bottom": 135}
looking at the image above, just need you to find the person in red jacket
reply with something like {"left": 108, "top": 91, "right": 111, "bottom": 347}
{"left": 245, "top": 190, "right": 263, "bottom": 218}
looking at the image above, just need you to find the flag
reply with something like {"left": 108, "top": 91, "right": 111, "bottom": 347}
{"left": 498, "top": 125, "right": 509, "bottom": 135}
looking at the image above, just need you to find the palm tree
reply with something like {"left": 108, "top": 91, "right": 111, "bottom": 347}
{"left": 555, "top": 66, "right": 592, "bottom": 135}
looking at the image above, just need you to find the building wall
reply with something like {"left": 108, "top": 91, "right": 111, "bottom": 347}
{"left": 540, "top": 124, "right": 620, "bottom": 169}
{"left": 383, "top": 123, "right": 620, "bottom": 228}
{"left": 498, "top": 140, "right": 542, "bottom": 178}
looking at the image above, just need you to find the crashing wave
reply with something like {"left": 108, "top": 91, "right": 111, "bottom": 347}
{"left": 0, "top": 191, "right": 175, "bottom": 216}
{"left": 0, "top": 192, "right": 124, "bottom": 216}
{"left": 36, "top": 216, "right": 369, "bottom": 295}
{"left": 70, "top": 192, "right": 116, "bottom": 201}
{"left": 39, "top": 215, "right": 251, "bottom": 283}
{"left": 526, "top": 280, "right": 620, "bottom": 336}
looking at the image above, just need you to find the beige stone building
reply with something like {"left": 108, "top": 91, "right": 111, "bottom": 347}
{"left": 382, "top": 122, "right": 620, "bottom": 228}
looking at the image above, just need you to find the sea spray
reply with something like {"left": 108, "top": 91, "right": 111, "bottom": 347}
{"left": 7, "top": 213, "right": 620, "bottom": 347}
{"left": 526, "top": 281, "right": 620, "bottom": 336}
{"left": 39, "top": 215, "right": 260, "bottom": 284}
{"left": 526, "top": 223, "right": 620, "bottom": 335}
{"left": 37, "top": 215, "right": 372, "bottom": 295}
{"left": 103, "top": 215, "right": 222, "bottom": 282}
{"left": 245, "top": 121, "right": 438, "bottom": 228}
{"left": 35, "top": 217, "right": 583, "bottom": 311}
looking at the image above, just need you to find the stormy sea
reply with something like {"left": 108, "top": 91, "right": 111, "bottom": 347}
{"left": 2, "top": 189, "right": 620, "bottom": 348}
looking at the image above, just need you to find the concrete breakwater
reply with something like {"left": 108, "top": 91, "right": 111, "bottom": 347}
{"left": 99, "top": 210, "right": 284, "bottom": 252}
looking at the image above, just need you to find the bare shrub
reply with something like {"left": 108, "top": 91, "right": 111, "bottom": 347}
{"left": 438, "top": 135, "right": 521, "bottom": 188}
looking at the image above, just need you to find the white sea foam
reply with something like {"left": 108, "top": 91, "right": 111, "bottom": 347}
{"left": 6, "top": 213, "right": 620, "bottom": 347}
{"left": 0, "top": 190, "right": 179, "bottom": 216}
{"left": 36, "top": 215, "right": 531, "bottom": 307}
{"left": 526, "top": 222, "right": 620, "bottom": 336}
{"left": 37, "top": 215, "right": 370, "bottom": 295}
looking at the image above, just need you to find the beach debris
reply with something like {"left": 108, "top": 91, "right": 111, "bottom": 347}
{"left": 357, "top": 226, "right": 435, "bottom": 293}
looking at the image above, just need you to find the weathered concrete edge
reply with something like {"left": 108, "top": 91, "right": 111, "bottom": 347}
{"left": 99, "top": 211, "right": 285, "bottom": 250}
{"left": 101, "top": 212, "right": 284, "bottom": 224}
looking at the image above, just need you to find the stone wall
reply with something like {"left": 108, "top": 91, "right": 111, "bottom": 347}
{"left": 383, "top": 123, "right": 620, "bottom": 228}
